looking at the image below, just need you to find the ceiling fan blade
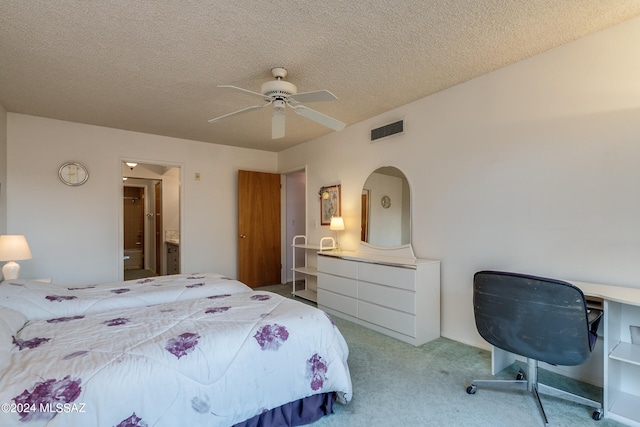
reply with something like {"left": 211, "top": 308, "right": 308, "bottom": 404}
{"left": 272, "top": 110, "right": 285, "bottom": 139}
{"left": 289, "top": 90, "right": 338, "bottom": 104}
{"left": 208, "top": 102, "right": 270, "bottom": 123}
{"left": 218, "top": 85, "right": 271, "bottom": 101}
{"left": 293, "top": 105, "right": 346, "bottom": 131}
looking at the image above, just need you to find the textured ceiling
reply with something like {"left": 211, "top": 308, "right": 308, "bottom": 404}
{"left": 1, "top": 1, "right": 640, "bottom": 152}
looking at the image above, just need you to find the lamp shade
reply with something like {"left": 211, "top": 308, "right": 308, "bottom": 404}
{"left": 329, "top": 217, "right": 345, "bottom": 231}
{"left": 0, "top": 235, "right": 33, "bottom": 261}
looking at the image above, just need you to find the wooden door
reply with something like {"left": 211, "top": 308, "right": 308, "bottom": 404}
{"left": 123, "top": 186, "right": 144, "bottom": 269}
{"left": 154, "top": 182, "right": 163, "bottom": 274}
{"left": 237, "top": 170, "right": 281, "bottom": 287}
{"left": 361, "top": 190, "right": 370, "bottom": 242}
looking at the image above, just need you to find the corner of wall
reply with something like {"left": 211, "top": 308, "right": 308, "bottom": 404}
{"left": 0, "top": 105, "right": 7, "bottom": 234}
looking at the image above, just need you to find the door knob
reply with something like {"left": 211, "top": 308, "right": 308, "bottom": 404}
{"left": 240, "top": 234, "right": 246, "bottom": 239}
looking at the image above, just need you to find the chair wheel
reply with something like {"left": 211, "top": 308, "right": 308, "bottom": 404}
{"left": 466, "top": 385, "right": 477, "bottom": 394}
{"left": 592, "top": 409, "right": 603, "bottom": 421}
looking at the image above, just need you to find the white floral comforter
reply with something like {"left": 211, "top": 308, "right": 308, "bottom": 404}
{"left": 0, "top": 291, "right": 352, "bottom": 427}
{"left": 0, "top": 273, "right": 252, "bottom": 320}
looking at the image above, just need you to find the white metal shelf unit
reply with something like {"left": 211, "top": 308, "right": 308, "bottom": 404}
{"left": 291, "top": 235, "right": 335, "bottom": 303}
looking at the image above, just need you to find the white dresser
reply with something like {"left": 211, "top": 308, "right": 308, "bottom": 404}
{"left": 317, "top": 248, "right": 441, "bottom": 346}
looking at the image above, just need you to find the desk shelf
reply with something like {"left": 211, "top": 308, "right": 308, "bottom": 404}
{"left": 607, "top": 391, "right": 640, "bottom": 426}
{"left": 610, "top": 342, "right": 640, "bottom": 367}
{"left": 604, "top": 299, "right": 640, "bottom": 426}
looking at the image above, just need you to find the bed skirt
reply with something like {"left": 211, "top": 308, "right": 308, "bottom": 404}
{"left": 234, "top": 392, "right": 336, "bottom": 427}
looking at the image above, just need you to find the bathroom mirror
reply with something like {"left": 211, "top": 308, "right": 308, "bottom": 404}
{"left": 361, "top": 166, "right": 410, "bottom": 246}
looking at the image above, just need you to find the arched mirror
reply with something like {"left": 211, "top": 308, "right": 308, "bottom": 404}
{"left": 361, "top": 166, "right": 410, "bottom": 247}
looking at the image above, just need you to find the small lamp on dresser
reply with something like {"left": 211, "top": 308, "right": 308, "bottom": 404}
{"left": 0, "top": 235, "right": 33, "bottom": 280}
{"left": 329, "top": 216, "right": 345, "bottom": 250}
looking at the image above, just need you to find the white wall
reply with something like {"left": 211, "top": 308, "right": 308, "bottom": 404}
{"left": 279, "top": 16, "right": 640, "bottom": 354}
{"left": 0, "top": 103, "right": 6, "bottom": 234}
{"left": 162, "top": 167, "right": 180, "bottom": 232}
{"left": 6, "top": 114, "right": 277, "bottom": 284}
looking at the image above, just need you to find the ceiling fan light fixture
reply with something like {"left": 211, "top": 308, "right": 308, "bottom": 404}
{"left": 272, "top": 101, "right": 286, "bottom": 139}
{"left": 209, "top": 67, "right": 345, "bottom": 139}
{"left": 273, "top": 99, "right": 285, "bottom": 112}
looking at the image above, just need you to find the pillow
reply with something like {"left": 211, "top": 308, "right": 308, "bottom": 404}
{"left": 0, "top": 306, "right": 28, "bottom": 353}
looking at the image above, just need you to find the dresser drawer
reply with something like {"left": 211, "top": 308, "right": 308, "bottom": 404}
{"left": 318, "top": 255, "right": 358, "bottom": 279}
{"left": 359, "top": 281, "right": 415, "bottom": 314}
{"left": 358, "top": 262, "right": 416, "bottom": 291}
{"left": 318, "top": 289, "right": 357, "bottom": 317}
{"left": 318, "top": 273, "right": 357, "bottom": 297}
{"left": 358, "top": 301, "right": 415, "bottom": 337}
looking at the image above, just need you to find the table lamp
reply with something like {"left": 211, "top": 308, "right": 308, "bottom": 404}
{"left": 0, "top": 235, "right": 33, "bottom": 280}
{"left": 329, "top": 216, "right": 345, "bottom": 250}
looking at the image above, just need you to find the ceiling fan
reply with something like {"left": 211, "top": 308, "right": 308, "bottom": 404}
{"left": 208, "top": 67, "right": 346, "bottom": 139}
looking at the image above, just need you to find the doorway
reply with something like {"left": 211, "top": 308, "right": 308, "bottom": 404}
{"left": 123, "top": 186, "right": 145, "bottom": 271}
{"left": 236, "top": 168, "right": 306, "bottom": 288}
{"left": 284, "top": 169, "right": 306, "bottom": 285}
{"left": 237, "top": 170, "right": 281, "bottom": 287}
{"left": 121, "top": 161, "right": 181, "bottom": 281}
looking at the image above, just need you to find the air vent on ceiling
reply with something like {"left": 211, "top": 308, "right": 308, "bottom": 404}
{"left": 370, "top": 119, "right": 404, "bottom": 142}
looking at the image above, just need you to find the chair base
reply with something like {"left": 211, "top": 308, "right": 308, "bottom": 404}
{"left": 466, "top": 359, "right": 603, "bottom": 425}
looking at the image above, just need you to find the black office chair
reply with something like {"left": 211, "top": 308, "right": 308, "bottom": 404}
{"left": 466, "top": 271, "right": 603, "bottom": 424}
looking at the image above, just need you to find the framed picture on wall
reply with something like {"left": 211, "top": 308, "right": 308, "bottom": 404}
{"left": 320, "top": 184, "right": 341, "bottom": 225}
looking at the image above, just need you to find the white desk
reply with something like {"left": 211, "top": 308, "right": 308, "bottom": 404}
{"left": 492, "top": 280, "right": 640, "bottom": 426}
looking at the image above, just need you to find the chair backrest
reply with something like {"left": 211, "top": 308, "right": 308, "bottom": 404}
{"left": 473, "top": 270, "right": 592, "bottom": 366}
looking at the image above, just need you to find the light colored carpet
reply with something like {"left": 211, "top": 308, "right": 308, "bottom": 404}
{"left": 259, "top": 284, "right": 624, "bottom": 427}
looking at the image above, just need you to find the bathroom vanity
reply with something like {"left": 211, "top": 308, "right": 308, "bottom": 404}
{"left": 166, "top": 241, "right": 180, "bottom": 275}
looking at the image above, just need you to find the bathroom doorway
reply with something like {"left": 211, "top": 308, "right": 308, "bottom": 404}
{"left": 121, "top": 161, "right": 181, "bottom": 281}
{"left": 123, "top": 185, "right": 146, "bottom": 272}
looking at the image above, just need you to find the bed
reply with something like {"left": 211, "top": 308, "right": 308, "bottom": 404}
{"left": 0, "top": 273, "right": 253, "bottom": 320}
{"left": 0, "top": 288, "right": 352, "bottom": 426}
